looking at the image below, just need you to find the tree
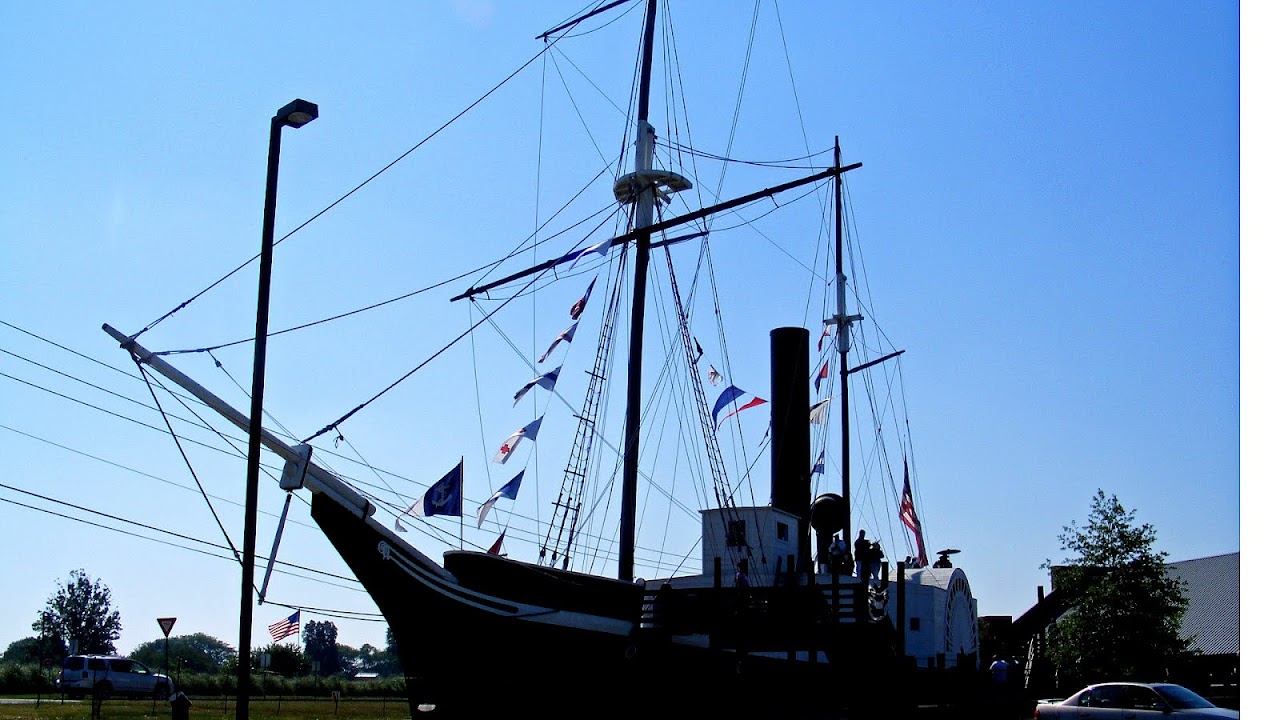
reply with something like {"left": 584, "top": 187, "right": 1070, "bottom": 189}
{"left": 1044, "top": 490, "right": 1189, "bottom": 686}
{"left": 384, "top": 627, "right": 400, "bottom": 673}
{"left": 251, "top": 643, "right": 308, "bottom": 677}
{"left": 130, "top": 633, "right": 235, "bottom": 674}
{"left": 336, "top": 644, "right": 360, "bottom": 676}
{"left": 3, "top": 635, "right": 67, "bottom": 664}
{"left": 33, "top": 569, "right": 121, "bottom": 655}
{"left": 302, "top": 620, "right": 339, "bottom": 675}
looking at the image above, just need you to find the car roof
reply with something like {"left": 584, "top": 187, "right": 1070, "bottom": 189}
{"left": 70, "top": 654, "right": 129, "bottom": 660}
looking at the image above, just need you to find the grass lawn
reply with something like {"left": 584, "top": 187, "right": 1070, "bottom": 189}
{"left": 0, "top": 697, "right": 410, "bottom": 720}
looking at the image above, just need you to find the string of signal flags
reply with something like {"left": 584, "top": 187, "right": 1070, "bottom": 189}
{"left": 389, "top": 274, "right": 844, "bottom": 554}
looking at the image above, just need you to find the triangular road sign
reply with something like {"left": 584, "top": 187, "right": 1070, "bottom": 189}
{"left": 157, "top": 617, "right": 177, "bottom": 637}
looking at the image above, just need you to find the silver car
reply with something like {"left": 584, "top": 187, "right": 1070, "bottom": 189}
{"left": 56, "top": 655, "right": 171, "bottom": 700}
{"left": 1034, "top": 682, "right": 1238, "bottom": 719}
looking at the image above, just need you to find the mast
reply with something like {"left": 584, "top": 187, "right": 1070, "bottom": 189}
{"left": 832, "top": 137, "right": 858, "bottom": 544}
{"left": 618, "top": 0, "right": 658, "bottom": 582}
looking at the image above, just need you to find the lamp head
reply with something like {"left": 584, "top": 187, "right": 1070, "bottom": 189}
{"left": 276, "top": 99, "right": 319, "bottom": 128}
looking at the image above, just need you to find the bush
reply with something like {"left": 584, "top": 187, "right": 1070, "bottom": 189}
{"left": 0, "top": 661, "right": 56, "bottom": 695}
{"left": 0, "top": 660, "right": 405, "bottom": 697}
{"left": 164, "top": 670, "right": 406, "bottom": 698}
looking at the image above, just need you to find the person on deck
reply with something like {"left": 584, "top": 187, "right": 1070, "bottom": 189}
{"left": 734, "top": 559, "right": 750, "bottom": 589}
{"left": 853, "top": 529, "right": 872, "bottom": 582}
{"left": 828, "top": 536, "right": 849, "bottom": 575}
{"left": 866, "top": 541, "right": 884, "bottom": 585}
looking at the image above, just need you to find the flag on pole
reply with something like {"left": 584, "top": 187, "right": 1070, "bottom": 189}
{"left": 812, "top": 451, "right": 825, "bottom": 475}
{"left": 570, "top": 278, "right": 597, "bottom": 320}
{"left": 809, "top": 398, "right": 831, "bottom": 424}
{"left": 707, "top": 365, "right": 723, "bottom": 386}
{"left": 814, "top": 361, "right": 829, "bottom": 393}
{"left": 538, "top": 323, "right": 578, "bottom": 363}
{"left": 487, "top": 531, "right": 506, "bottom": 556}
{"left": 899, "top": 459, "right": 926, "bottom": 567}
{"left": 513, "top": 367, "right": 561, "bottom": 406}
{"left": 693, "top": 338, "right": 704, "bottom": 364}
{"left": 477, "top": 471, "right": 524, "bottom": 528}
{"left": 396, "top": 460, "right": 464, "bottom": 531}
{"left": 268, "top": 610, "right": 300, "bottom": 642}
{"left": 818, "top": 325, "right": 832, "bottom": 351}
{"left": 493, "top": 417, "right": 544, "bottom": 464}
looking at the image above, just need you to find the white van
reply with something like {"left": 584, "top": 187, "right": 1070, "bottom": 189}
{"left": 57, "top": 655, "right": 171, "bottom": 700}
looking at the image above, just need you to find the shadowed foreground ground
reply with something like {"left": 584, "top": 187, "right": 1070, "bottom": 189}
{"left": 0, "top": 697, "right": 409, "bottom": 720}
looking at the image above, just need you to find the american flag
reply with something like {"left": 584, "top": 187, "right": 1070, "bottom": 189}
{"left": 898, "top": 459, "right": 927, "bottom": 564}
{"left": 268, "top": 610, "right": 300, "bottom": 642}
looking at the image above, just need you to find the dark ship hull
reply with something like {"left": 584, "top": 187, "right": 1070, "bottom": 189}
{"left": 311, "top": 489, "right": 900, "bottom": 719}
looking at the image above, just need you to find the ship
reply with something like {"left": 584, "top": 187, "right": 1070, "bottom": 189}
{"left": 104, "top": 2, "right": 978, "bottom": 717}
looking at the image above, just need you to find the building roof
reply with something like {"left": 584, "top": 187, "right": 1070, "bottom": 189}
{"left": 1166, "top": 552, "right": 1239, "bottom": 656}
{"left": 1008, "top": 551, "right": 1240, "bottom": 658}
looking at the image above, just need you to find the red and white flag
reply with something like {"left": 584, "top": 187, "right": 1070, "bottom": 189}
{"left": 899, "top": 459, "right": 926, "bottom": 566}
{"left": 570, "top": 278, "right": 596, "bottom": 320}
{"left": 707, "top": 365, "right": 723, "bottom": 386}
{"left": 487, "top": 530, "right": 506, "bottom": 556}
{"left": 538, "top": 322, "right": 578, "bottom": 363}
{"left": 493, "top": 417, "right": 544, "bottom": 464}
{"left": 818, "top": 325, "right": 832, "bottom": 351}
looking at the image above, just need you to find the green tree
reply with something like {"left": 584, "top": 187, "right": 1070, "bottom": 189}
{"left": 383, "top": 628, "right": 400, "bottom": 673}
{"left": 33, "top": 569, "right": 121, "bottom": 655}
{"left": 336, "top": 644, "right": 360, "bottom": 676}
{"left": 130, "top": 633, "right": 234, "bottom": 674}
{"left": 3, "top": 635, "right": 68, "bottom": 664}
{"left": 1045, "top": 490, "right": 1189, "bottom": 686}
{"left": 302, "top": 620, "right": 339, "bottom": 675}
{"left": 251, "top": 643, "right": 308, "bottom": 677}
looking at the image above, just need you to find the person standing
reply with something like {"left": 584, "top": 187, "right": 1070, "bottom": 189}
{"left": 866, "top": 541, "right": 884, "bottom": 584}
{"left": 853, "top": 529, "right": 872, "bottom": 582}
{"left": 829, "top": 536, "right": 849, "bottom": 574}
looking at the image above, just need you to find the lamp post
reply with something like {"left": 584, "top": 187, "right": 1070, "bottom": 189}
{"left": 236, "top": 98, "right": 317, "bottom": 720}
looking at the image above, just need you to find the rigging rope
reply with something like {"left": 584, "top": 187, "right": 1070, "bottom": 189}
{"left": 135, "top": 362, "right": 245, "bottom": 561}
{"left": 132, "top": 29, "right": 576, "bottom": 341}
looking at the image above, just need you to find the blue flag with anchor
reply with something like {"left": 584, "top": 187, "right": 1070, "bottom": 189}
{"left": 396, "top": 460, "right": 463, "bottom": 531}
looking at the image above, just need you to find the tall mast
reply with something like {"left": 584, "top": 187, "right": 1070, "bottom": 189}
{"left": 618, "top": 0, "right": 658, "bottom": 582}
{"left": 832, "top": 137, "right": 859, "bottom": 545}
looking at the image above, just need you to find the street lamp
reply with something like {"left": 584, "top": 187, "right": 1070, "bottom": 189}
{"left": 236, "top": 98, "right": 317, "bottom": 720}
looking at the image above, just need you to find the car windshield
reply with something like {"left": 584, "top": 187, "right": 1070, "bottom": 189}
{"left": 1153, "top": 684, "right": 1214, "bottom": 709}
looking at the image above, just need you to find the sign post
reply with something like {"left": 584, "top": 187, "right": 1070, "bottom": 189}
{"left": 157, "top": 617, "right": 176, "bottom": 697}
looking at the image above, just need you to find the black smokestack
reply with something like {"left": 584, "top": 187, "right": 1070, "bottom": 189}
{"left": 769, "top": 326, "right": 811, "bottom": 568}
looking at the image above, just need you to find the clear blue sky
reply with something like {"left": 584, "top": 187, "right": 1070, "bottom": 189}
{"left": 1, "top": 0, "right": 1249, "bottom": 666}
